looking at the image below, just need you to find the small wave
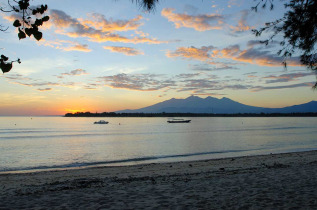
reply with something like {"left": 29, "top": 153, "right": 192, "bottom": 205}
{"left": 0, "top": 149, "right": 252, "bottom": 173}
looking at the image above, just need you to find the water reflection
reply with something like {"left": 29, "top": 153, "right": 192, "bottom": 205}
{"left": 0, "top": 116, "right": 316, "bottom": 172}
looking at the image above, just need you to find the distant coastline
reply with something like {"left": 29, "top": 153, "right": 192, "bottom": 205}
{"left": 64, "top": 112, "right": 317, "bottom": 117}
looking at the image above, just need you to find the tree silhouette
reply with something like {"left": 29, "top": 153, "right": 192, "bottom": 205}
{"left": 252, "top": 0, "right": 317, "bottom": 87}
{"left": 0, "top": 0, "right": 48, "bottom": 73}
{"left": 132, "top": 0, "right": 159, "bottom": 11}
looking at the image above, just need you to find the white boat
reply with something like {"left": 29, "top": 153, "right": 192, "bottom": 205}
{"left": 167, "top": 119, "right": 191, "bottom": 123}
{"left": 94, "top": 120, "right": 109, "bottom": 124}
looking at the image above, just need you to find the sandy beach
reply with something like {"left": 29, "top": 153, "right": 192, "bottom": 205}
{"left": 1, "top": 150, "right": 317, "bottom": 209}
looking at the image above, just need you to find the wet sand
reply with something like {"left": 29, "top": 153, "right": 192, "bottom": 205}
{"left": 1, "top": 150, "right": 317, "bottom": 209}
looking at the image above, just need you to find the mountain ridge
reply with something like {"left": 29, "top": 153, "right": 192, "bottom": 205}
{"left": 116, "top": 96, "right": 317, "bottom": 114}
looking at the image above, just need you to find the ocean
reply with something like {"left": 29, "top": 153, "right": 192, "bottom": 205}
{"left": 0, "top": 116, "right": 316, "bottom": 173}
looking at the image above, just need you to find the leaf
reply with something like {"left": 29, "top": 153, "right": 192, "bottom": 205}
{"left": 0, "top": 61, "right": 13, "bottom": 73}
{"left": 33, "top": 31, "right": 42, "bottom": 41}
{"left": 39, "top": 6, "right": 45, "bottom": 14}
{"left": 1, "top": 55, "right": 9, "bottom": 61}
{"left": 31, "top": 24, "right": 38, "bottom": 31}
{"left": 25, "top": 28, "right": 33, "bottom": 37}
{"left": 35, "top": 19, "right": 43, "bottom": 26}
{"left": 18, "top": 0, "right": 29, "bottom": 10}
{"left": 42, "top": 16, "right": 50, "bottom": 22}
{"left": 13, "top": 20, "right": 21, "bottom": 27}
{"left": 18, "top": 28, "right": 26, "bottom": 40}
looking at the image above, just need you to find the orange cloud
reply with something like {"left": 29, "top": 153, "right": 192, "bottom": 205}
{"left": 166, "top": 46, "right": 215, "bottom": 61}
{"left": 229, "top": 10, "right": 253, "bottom": 33}
{"left": 38, "top": 39, "right": 91, "bottom": 52}
{"left": 103, "top": 46, "right": 144, "bottom": 56}
{"left": 80, "top": 14, "right": 143, "bottom": 32}
{"left": 62, "top": 44, "right": 91, "bottom": 52}
{"left": 217, "top": 44, "right": 302, "bottom": 67}
{"left": 161, "top": 8, "right": 224, "bottom": 31}
{"left": 2, "top": 14, "right": 18, "bottom": 22}
{"left": 50, "top": 9, "right": 167, "bottom": 44}
{"left": 227, "top": 47, "right": 301, "bottom": 67}
{"left": 167, "top": 44, "right": 302, "bottom": 68}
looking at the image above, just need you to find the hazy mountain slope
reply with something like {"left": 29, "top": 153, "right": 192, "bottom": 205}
{"left": 116, "top": 96, "right": 317, "bottom": 114}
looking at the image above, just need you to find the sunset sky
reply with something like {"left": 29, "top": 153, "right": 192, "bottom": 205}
{"left": 0, "top": 0, "right": 316, "bottom": 115}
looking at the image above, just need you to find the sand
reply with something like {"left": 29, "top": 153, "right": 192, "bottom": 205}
{"left": 1, "top": 150, "right": 317, "bottom": 209}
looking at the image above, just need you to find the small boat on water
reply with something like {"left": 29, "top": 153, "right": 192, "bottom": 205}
{"left": 94, "top": 120, "right": 109, "bottom": 124}
{"left": 167, "top": 119, "right": 191, "bottom": 123}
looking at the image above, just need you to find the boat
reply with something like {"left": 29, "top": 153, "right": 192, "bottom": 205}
{"left": 94, "top": 120, "right": 109, "bottom": 124}
{"left": 167, "top": 119, "right": 191, "bottom": 123}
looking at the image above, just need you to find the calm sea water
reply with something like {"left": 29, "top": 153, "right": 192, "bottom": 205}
{"left": 0, "top": 116, "right": 316, "bottom": 173}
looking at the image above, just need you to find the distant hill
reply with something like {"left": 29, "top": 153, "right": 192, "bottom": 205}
{"left": 116, "top": 96, "right": 317, "bottom": 114}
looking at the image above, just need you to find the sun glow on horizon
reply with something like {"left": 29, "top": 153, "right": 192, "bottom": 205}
{"left": 64, "top": 108, "right": 88, "bottom": 114}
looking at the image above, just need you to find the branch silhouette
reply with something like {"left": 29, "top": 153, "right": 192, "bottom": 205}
{"left": 252, "top": 0, "right": 317, "bottom": 87}
{"left": 0, "top": 0, "right": 48, "bottom": 73}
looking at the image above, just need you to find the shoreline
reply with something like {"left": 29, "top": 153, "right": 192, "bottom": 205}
{"left": 1, "top": 148, "right": 315, "bottom": 175}
{"left": 1, "top": 150, "right": 317, "bottom": 209}
{"left": 65, "top": 112, "right": 317, "bottom": 117}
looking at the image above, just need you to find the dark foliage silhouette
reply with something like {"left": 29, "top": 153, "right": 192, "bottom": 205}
{"left": 252, "top": 0, "right": 317, "bottom": 87}
{"left": 0, "top": 0, "right": 48, "bottom": 73}
{"left": 132, "top": 0, "right": 159, "bottom": 11}
{"left": 65, "top": 112, "right": 317, "bottom": 117}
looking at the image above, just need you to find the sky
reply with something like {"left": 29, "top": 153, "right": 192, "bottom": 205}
{"left": 0, "top": 0, "right": 316, "bottom": 115}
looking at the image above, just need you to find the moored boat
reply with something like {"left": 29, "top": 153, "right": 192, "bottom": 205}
{"left": 167, "top": 119, "right": 191, "bottom": 123}
{"left": 94, "top": 120, "right": 109, "bottom": 124}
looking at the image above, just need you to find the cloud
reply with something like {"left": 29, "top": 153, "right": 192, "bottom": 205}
{"left": 229, "top": 10, "right": 253, "bottom": 33}
{"left": 218, "top": 44, "right": 301, "bottom": 67}
{"left": 4, "top": 74, "right": 30, "bottom": 80}
{"left": 50, "top": 9, "right": 166, "bottom": 44}
{"left": 190, "top": 64, "right": 238, "bottom": 71}
{"left": 103, "top": 46, "right": 144, "bottom": 56}
{"left": 263, "top": 72, "right": 315, "bottom": 83}
{"left": 233, "top": 48, "right": 293, "bottom": 66}
{"left": 98, "top": 73, "right": 176, "bottom": 91}
{"left": 161, "top": 8, "right": 224, "bottom": 31}
{"left": 175, "top": 73, "right": 202, "bottom": 79}
{"left": 173, "top": 75, "right": 253, "bottom": 94}
{"left": 227, "top": 0, "right": 240, "bottom": 8}
{"left": 191, "top": 92, "right": 227, "bottom": 96}
{"left": 4, "top": 73, "right": 81, "bottom": 89}
{"left": 11, "top": 80, "right": 80, "bottom": 89}
{"left": 39, "top": 39, "right": 92, "bottom": 52}
{"left": 38, "top": 88, "right": 52, "bottom": 91}
{"left": 80, "top": 13, "right": 143, "bottom": 32}
{"left": 2, "top": 13, "right": 20, "bottom": 23}
{"left": 62, "top": 43, "right": 91, "bottom": 52}
{"left": 179, "top": 79, "right": 219, "bottom": 89}
{"left": 166, "top": 43, "right": 302, "bottom": 68}
{"left": 12, "top": 81, "right": 60, "bottom": 87}
{"left": 83, "top": 84, "right": 99, "bottom": 90}
{"left": 166, "top": 46, "right": 216, "bottom": 61}
{"left": 246, "top": 40, "right": 263, "bottom": 48}
{"left": 252, "top": 82, "right": 315, "bottom": 92}
{"left": 61, "top": 69, "right": 89, "bottom": 76}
